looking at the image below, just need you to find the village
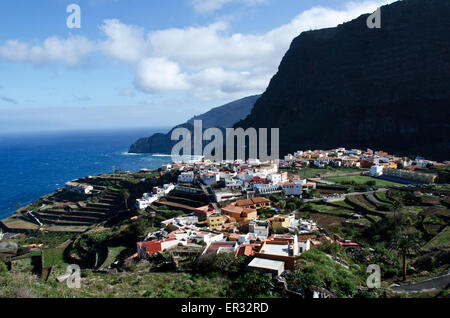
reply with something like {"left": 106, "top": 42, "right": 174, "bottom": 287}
{"left": 129, "top": 147, "right": 445, "bottom": 279}
{"left": 1, "top": 146, "right": 449, "bottom": 298}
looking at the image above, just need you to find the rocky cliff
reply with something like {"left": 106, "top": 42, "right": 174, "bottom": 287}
{"left": 236, "top": 0, "right": 450, "bottom": 160}
{"left": 129, "top": 95, "right": 260, "bottom": 154}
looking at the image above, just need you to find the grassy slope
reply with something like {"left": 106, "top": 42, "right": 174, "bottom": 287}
{"left": 424, "top": 226, "right": 450, "bottom": 249}
{"left": 324, "top": 175, "right": 404, "bottom": 187}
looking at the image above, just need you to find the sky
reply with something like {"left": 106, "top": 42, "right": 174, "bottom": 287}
{"left": 0, "top": 0, "right": 397, "bottom": 133}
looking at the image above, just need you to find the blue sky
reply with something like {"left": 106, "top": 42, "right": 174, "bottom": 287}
{"left": 0, "top": 0, "right": 395, "bottom": 133}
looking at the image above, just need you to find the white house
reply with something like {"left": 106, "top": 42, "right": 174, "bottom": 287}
{"left": 65, "top": 182, "right": 94, "bottom": 195}
{"left": 225, "top": 178, "right": 242, "bottom": 190}
{"left": 249, "top": 221, "right": 270, "bottom": 240}
{"left": 369, "top": 165, "right": 384, "bottom": 177}
{"left": 192, "top": 232, "right": 224, "bottom": 245}
{"left": 268, "top": 173, "right": 282, "bottom": 184}
{"left": 247, "top": 159, "right": 261, "bottom": 166}
{"left": 178, "top": 171, "right": 194, "bottom": 183}
{"left": 298, "top": 239, "right": 311, "bottom": 253}
{"left": 280, "top": 181, "right": 304, "bottom": 196}
{"left": 136, "top": 193, "right": 158, "bottom": 210}
{"left": 163, "top": 183, "right": 175, "bottom": 194}
{"left": 201, "top": 172, "right": 220, "bottom": 185}
{"left": 259, "top": 163, "right": 278, "bottom": 175}
{"left": 254, "top": 184, "right": 282, "bottom": 195}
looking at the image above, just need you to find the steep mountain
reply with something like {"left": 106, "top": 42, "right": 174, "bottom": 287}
{"left": 129, "top": 94, "right": 260, "bottom": 154}
{"left": 236, "top": 0, "right": 450, "bottom": 161}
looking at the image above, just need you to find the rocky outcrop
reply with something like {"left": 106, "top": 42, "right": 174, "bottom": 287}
{"left": 129, "top": 95, "right": 260, "bottom": 154}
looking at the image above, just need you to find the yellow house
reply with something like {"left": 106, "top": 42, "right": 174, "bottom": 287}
{"left": 383, "top": 168, "right": 437, "bottom": 184}
{"left": 207, "top": 214, "right": 224, "bottom": 230}
{"left": 272, "top": 215, "right": 290, "bottom": 231}
{"left": 383, "top": 162, "right": 398, "bottom": 169}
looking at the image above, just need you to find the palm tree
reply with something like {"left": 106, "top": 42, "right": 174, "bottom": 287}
{"left": 390, "top": 229, "right": 422, "bottom": 281}
{"left": 121, "top": 189, "right": 130, "bottom": 210}
{"left": 391, "top": 200, "right": 404, "bottom": 226}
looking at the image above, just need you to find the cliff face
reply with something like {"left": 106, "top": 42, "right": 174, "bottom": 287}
{"left": 237, "top": 0, "right": 450, "bottom": 160}
{"left": 129, "top": 95, "right": 260, "bottom": 153}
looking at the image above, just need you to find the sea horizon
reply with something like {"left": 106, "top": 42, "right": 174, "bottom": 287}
{"left": 0, "top": 127, "right": 172, "bottom": 220}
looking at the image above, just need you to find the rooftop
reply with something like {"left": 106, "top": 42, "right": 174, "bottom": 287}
{"left": 248, "top": 257, "right": 285, "bottom": 272}
{"left": 261, "top": 243, "right": 292, "bottom": 257}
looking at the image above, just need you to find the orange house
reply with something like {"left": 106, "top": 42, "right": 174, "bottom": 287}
{"left": 235, "top": 197, "right": 271, "bottom": 210}
{"left": 222, "top": 205, "right": 257, "bottom": 222}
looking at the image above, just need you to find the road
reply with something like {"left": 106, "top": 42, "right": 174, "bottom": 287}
{"left": 390, "top": 274, "right": 450, "bottom": 293}
{"left": 303, "top": 188, "right": 387, "bottom": 203}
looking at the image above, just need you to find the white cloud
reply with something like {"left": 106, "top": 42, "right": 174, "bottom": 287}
{"left": 121, "top": 0, "right": 396, "bottom": 99}
{"left": 0, "top": 36, "right": 94, "bottom": 66}
{"left": 134, "top": 58, "right": 190, "bottom": 93}
{"left": 0, "top": 0, "right": 397, "bottom": 101}
{"left": 99, "top": 19, "right": 148, "bottom": 63}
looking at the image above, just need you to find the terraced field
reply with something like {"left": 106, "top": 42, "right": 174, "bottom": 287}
{"left": 3, "top": 188, "right": 126, "bottom": 232}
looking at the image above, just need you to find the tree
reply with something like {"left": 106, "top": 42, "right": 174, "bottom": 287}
{"left": 392, "top": 200, "right": 404, "bottom": 225}
{"left": 121, "top": 189, "right": 130, "bottom": 210}
{"left": 287, "top": 202, "right": 297, "bottom": 211}
{"left": 365, "top": 180, "right": 376, "bottom": 187}
{"left": 389, "top": 229, "right": 422, "bottom": 281}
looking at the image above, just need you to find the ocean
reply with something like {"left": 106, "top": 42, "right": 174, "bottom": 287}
{"left": 0, "top": 128, "right": 173, "bottom": 220}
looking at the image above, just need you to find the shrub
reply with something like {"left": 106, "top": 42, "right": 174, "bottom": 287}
{"left": 194, "top": 253, "right": 245, "bottom": 274}
{"left": 0, "top": 261, "right": 8, "bottom": 277}
{"left": 290, "top": 249, "right": 363, "bottom": 297}
{"left": 230, "top": 272, "right": 276, "bottom": 298}
{"left": 287, "top": 202, "right": 297, "bottom": 211}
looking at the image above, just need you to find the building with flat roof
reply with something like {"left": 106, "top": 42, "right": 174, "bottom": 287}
{"left": 248, "top": 257, "right": 285, "bottom": 276}
{"left": 207, "top": 214, "right": 223, "bottom": 230}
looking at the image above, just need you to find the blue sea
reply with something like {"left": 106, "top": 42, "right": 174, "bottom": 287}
{"left": 0, "top": 128, "right": 172, "bottom": 220}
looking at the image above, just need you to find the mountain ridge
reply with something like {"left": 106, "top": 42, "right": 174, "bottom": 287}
{"left": 236, "top": 0, "right": 450, "bottom": 161}
{"left": 129, "top": 94, "right": 260, "bottom": 154}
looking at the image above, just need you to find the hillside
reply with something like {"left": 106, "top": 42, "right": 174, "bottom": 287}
{"left": 129, "top": 95, "right": 260, "bottom": 154}
{"left": 236, "top": 0, "right": 450, "bottom": 161}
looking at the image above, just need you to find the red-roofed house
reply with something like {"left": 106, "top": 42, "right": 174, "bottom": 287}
{"left": 194, "top": 204, "right": 218, "bottom": 218}
{"left": 137, "top": 238, "right": 184, "bottom": 258}
{"left": 235, "top": 243, "right": 261, "bottom": 257}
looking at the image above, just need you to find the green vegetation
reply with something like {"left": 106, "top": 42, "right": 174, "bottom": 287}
{"left": 389, "top": 229, "right": 423, "bottom": 281}
{"left": 194, "top": 253, "right": 246, "bottom": 274}
{"left": 297, "top": 167, "right": 362, "bottom": 179}
{"left": 42, "top": 248, "right": 66, "bottom": 267}
{"left": 2, "top": 166, "right": 448, "bottom": 299}
{"left": 303, "top": 202, "right": 355, "bottom": 217}
{"left": 286, "top": 248, "right": 368, "bottom": 298}
{"left": 325, "top": 175, "right": 403, "bottom": 188}
{"left": 0, "top": 266, "right": 233, "bottom": 298}
{"left": 0, "top": 261, "right": 8, "bottom": 278}
{"left": 374, "top": 191, "right": 394, "bottom": 204}
{"left": 16, "top": 231, "right": 74, "bottom": 248}
{"left": 229, "top": 272, "right": 278, "bottom": 298}
{"left": 424, "top": 226, "right": 450, "bottom": 249}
